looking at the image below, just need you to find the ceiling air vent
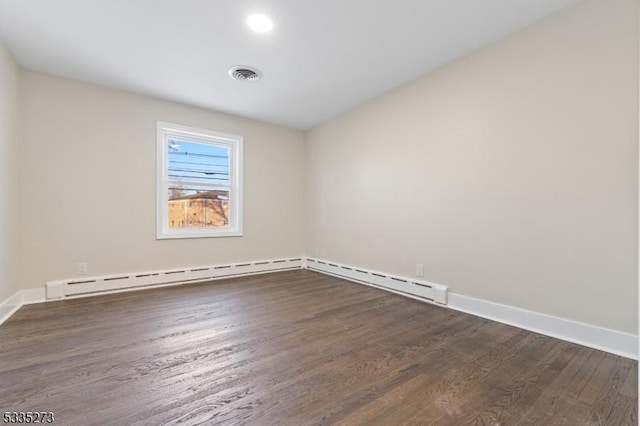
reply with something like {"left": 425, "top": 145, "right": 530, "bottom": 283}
{"left": 228, "top": 66, "right": 263, "bottom": 82}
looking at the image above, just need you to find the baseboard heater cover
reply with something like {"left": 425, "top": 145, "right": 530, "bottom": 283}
{"left": 306, "top": 258, "right": 448, "bottom": 305}
{"left": 46, "top": 257, "right": 304, "bottom": 300}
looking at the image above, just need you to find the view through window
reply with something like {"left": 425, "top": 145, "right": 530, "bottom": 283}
{"left": 157, "top": 123, "right": 242, "bottom": 239}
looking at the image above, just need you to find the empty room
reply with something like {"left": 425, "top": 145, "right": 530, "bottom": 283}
{"left": 0, "top": 0, "right": 637, "bottom": 424}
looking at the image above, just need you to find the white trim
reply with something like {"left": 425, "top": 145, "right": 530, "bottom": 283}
{"left": 0, "top": 291, "right": 23, "bottom": 325}
{"left": 304, "top": 257, "right": 638, "bottom": 360}
{"left": 448, "top": 292, "right": 638, "bottom": 360}
{"left": 3, "top": 257, "right": 637, "bottom": 361}
{"left": 0, "top": 288, "right": 47, "bottom": 326}
{"left": 2, "top": 257, "right": 304, "bottom": 325}
{"left": 156, "top": 121, "right": 243, "bottom": 239}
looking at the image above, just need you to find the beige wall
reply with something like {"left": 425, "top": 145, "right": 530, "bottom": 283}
{"left": 18, "top": 72, "right": 306, "bottom": 288}
{"left": 5, "top": 0, "right": 638, "bottom": 337}
{"left": 0, "top": 40, "right": 20, "bottom": 301}
{"left": 306, "top": 0, "right": 639, "bottom": 334}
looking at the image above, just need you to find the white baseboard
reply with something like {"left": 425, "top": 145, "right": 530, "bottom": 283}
{"left": 305, "top": 258, "right": 638, "bottom": 360}
{"left": 0, "top": 291, "right": 23, "bottom": 325}
{"left": 1, "top": 257, "right": 304, "bottom": 326}
{"left": 3, "top": 258, "right": 637, "bottom": 361}
{"left": 448, "top": 293, "right": 638, "bottom": 360}
{"left": 0, "top": 288, "right": 47, "bottom": 326}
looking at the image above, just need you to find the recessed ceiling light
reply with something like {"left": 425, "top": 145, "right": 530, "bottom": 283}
{"left": 247, "top": 14, "right": 273, "bottom": 33}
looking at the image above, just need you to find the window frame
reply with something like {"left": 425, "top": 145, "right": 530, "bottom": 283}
{"left": 156, "top": 121, "right": 243, "bottom": 239}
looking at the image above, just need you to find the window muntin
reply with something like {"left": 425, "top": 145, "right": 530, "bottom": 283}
{"left": 157, "top": 122, "right": 242, "bottom": 239}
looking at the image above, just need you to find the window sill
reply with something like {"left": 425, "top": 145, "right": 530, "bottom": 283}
{"left": 157, "top": 230, "right": 243, "bottom": 240}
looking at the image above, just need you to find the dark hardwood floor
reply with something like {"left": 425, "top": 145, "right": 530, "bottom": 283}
{"left": 0, "top": 270, "right": 636, "bottom": 425}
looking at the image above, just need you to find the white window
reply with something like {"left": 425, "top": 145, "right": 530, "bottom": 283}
{"left": 157, "top": 122, "right": 242, "bottom": 239}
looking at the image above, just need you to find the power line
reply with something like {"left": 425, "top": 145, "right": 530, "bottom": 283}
{"left": 168, "top": 159, "right": 230, "bottom": 168}
{"left": 168, "top": 167, "right": 229, "bottom": 175}
{"left": 168, "top": 151, "right": 228, "bottom": 159}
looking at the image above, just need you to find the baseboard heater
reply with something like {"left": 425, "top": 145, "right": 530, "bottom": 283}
{"left": 306, "top": 258, "right": 447, "bottom": 306}
{"left": 46, "top": 257, "right": 304, "bottom": 300}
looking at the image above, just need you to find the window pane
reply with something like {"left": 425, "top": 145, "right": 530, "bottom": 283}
{"left": 167, "top": 139, "right": 230, "bottom": 185}
{"left": 168, "top": 186, "right": 230, "bottom": 229}
{"left": 158, "top": 122, "right": 242, "bottom": 239}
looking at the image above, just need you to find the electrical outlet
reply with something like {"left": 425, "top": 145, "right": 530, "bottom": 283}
{"left": 416, "top": 264, "right": 424, "bottom": 277}
{"left": 77, "top": 262, "right": 88, "bottom": 275}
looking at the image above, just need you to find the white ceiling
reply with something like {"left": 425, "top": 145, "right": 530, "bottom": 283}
{"left": 0, "top": 0, "right": 578, "bottom": 130}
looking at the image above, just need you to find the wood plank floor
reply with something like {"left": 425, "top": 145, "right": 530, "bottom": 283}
{"left": 0, "top": 270, "right": 636, "bottom": 425}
